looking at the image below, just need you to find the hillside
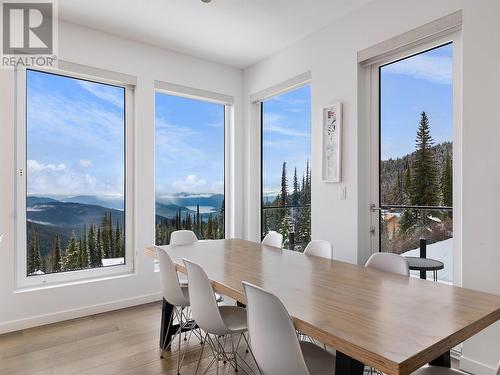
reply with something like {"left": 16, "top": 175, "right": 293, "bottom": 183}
{"left": 380, "top": 142, "right": 452, "bottom": 205}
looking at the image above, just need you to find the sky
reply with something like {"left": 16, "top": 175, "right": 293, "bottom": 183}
{"left": 27, "top": 70, "right": 125, "bottom": 197}
{"left": 380, "top": 43, "right": 453, "bottom": 160}
{"left": 262, "top": 85, "right": 311, "bottom": 195}
{"left": 155, "top": 93, "right": 225, "bottom": 197}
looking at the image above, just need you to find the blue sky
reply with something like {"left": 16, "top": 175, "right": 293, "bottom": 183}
{"left": 27, "top": 70, "right": 125, "bottom": 197}
{"left": 262, "top": 85, "right": 311, "bottom": 194}
{"left": 155, "top": 93, "right": 225, "bottom": 196}
{"left": 381, "top": 43, "right": 453, "bottom": 160}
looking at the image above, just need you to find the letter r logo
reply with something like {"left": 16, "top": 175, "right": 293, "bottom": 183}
{"left": 2, "top": 2, "right": 53, "bottom": 54}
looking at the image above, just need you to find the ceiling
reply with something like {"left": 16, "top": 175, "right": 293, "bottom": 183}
{"left": 59, "top": 0, "right": 373, "bottom": 69}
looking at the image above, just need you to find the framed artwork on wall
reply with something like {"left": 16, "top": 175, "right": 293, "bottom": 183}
{"left": 322, "top": 103, "right": 342, "bottom": 182}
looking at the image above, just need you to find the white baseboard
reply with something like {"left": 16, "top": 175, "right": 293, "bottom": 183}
{"left": 460, "top": 355, "right": 497, "bottom": 375}
{"left": 0, "top": 292, "right": 163, "bottom": 334}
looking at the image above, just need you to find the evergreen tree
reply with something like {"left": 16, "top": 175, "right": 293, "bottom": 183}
{"left": 279, "top": 210, "right": 291, "bottom": 249}
{"left": 196, "top": 204, "right": 201, "bottom": 237}
{"left": 279, "top": 162, "right": 288, "bottom": 207}
{"left": 292, "top": 167, "right": 299, "bottom": 206}
{"left": 411, "top": 111, "right": 440, "bottom": 207}
{"left": 88, "top": 224, "right": 100, "bottom": 267}
{"left": 218, "top": 199, "right": 225, "bottom": 239}
{"left": 27, "top": 227, "right": 41, "bottom": 274}
{"left": 63, "top": 231, "right": 80, "bottom": 270}
{"left": 115, "top": 222, "right": 123, "bottom": 258}
{"left": 80, "top": 225, "right": 88, "bottom": 267}
{"left": 52, "top": 234, "right": 62, "bottom": 272}
{"left": 441, "top": 151, "right": 452, "bottom": 207}
{"left": 101, "top": 212, "right": 112, "bottom": 259}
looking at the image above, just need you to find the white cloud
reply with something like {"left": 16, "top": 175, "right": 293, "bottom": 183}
{"left": 77, "top": 81, "right": 124, "bottom": 108}
{"left": 171, "top": 174, "right": 207, "bottom": 193}
{"left": 79, "top": 159, "right": 93, "bottom": 168}
{"left": 264, "top": 123, "right": 309, "bottom": 138}
{"left": 383, "top": 54, "right": 452, "bottom": 84}
{"left": 28, "top": 159, "right": 66, "bottom": 173}
{"left": 263, "top": 113, "right": 310, "bottom": 138}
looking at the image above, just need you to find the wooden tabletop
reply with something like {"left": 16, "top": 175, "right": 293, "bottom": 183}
{"left": 146, "top": 239, "right": 500, "bottom": 375}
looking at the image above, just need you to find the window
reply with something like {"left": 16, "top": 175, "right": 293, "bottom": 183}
{"left": 155, "top": 92, "right": 225, "bottom": 244}
{"left": 373, "top": 42, "right": 456, "bottom": 283}
{"left": 261, "top": 84, "right": 311, "bottom": 251}
{"left": 20, "top": 68, "right": 132, "bottom": 284}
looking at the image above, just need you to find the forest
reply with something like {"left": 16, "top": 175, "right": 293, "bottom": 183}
{"left": 380, "top": 111, "right": 453, "bottom": 254}
{"left": 262, "top": 161, "right": 312, "bottom": 251}
{"left": 27, "top": 211, "right": 125, "bottom": 275}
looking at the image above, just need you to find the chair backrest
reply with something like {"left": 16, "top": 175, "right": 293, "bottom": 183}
{"left": 155, "top": 246, "right": 189, "bottom": 306}
{"left": 261, "top": 231, "right": 283, "bottom": 248}
{"left": 304, "top": 240, "right": 333, "bottom": 259}
{"left": 170, "top": 230, "right": 198, "bottom": 245}
{"left": 183, "top": 259, "right": 227, "bottom": 336}
{"left": 242, "top": 282, "right": 310, "bottom": 375}
{"left": 365, "top": 252, "right": 410, "bottom": 276}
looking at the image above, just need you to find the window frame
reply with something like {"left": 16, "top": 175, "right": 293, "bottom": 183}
{"left": 258, "top": 81, "right": 312, "bottom": 241}
{"left": 15, "top": 65, "right": 136, "bottom": 289}
{"left": 153, "top": 83, "right": 233, "bottom": 244}
{"left": 365, "top": 31, "right": 463, "bottom": 286}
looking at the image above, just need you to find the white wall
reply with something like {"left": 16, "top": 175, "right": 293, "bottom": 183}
{"left": 242, "top": 0, "right": 500, "bottom": 373}
{"left": 0, "top": 21, "right": 244, "bottom": 332}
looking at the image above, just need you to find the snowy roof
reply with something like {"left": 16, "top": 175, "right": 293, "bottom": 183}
{"left": 101, "top": 257, "right": 125, "bottom": 267}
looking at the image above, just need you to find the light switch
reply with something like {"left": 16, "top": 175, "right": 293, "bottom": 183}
{"left": 339, "top": 186, "right": 347, "bottom": 200}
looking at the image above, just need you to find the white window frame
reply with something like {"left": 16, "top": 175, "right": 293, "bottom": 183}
{"left": 153, "top": 81, "right": 234, "bottom": 244}
{"left": 15, "top": 63, "right": 136, "bottom": 289}
{"left": 363, "top": 31, "right": 463, "bottom": 286}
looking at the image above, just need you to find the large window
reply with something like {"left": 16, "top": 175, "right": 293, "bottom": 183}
{"left": 24, "top": 69, "right": 128, "bottom": 278}
{"left": 261, "top": 84, "right": 311, "bottom": 251}
{"left": 377, "top": 43, "right": 454, "bottom": 282}
{"left": 155, "top": 92, "right": 225, "bottom": 244}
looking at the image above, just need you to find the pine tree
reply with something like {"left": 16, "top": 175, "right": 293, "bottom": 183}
{"left": 97, "top": 227, "right": 103, "bottom": 264}
{"left": 441, "top": 151, "right": 452, "bottom": 207}
{"left": 218, "top": 199, "right": 225, "bottom": 239}
{"left": 80, "top": 225, "right": 89, "bottom": 267}
{"left": 52, "top": 234, "right": 62, "bottom": 272}
{"left": 27, "top": 227, "right": 41, "bottom": 274}
{"left": 292, "top": 167, "right": 299, "bottom": 206}
{"left": 115, "top": 222, "right": 123, "bottom": 258}
{"left": 411, "top": 111, "right": 440, "bottom": 207}
{"left": 63, "top": 231, "right": 80, "bottom": 270}
{"left": 279, "top": 210, "right": 291, "bottom": 249}
{"left": 88, "top": 224, "right": 100, "bottom": 267}
{"left": 279, "top": 162, "right": 288, "bottom": 207}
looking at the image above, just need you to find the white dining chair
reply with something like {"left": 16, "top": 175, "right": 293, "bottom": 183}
{"left": 412, "top": 360, "right": 500, "bottom": 375}
{"left": 169, "top": 230, "right": 198, "bottom": 285}
{"left": 304, "top": 240, "right": 333, "bottom": 259}
{"left": 170, "top": 230, "right": 198, "bottom": 245}
{"left": 365, "top": 252, "right": 410, "bottom": 276}
{"left": 156, "top": 246, "right": 199, "bottom": 374}
{"left": 183, "top": 259, "right": 256, "bottom": 374}
{"left": 242, "top": 281, "right": 336, "bottom": 375}
{"left": 262, "top": 231, "right": 283, "bottom": 248}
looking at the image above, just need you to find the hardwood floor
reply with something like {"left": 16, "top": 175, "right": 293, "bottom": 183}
{"left": 0, "top": 302, "right": 258, "bottom": 375}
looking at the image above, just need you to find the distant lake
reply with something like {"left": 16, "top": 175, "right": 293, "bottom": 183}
{"left": 186, "top": 206, "right": 217, "bottom": 214}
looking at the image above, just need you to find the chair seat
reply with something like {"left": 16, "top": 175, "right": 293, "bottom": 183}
{"left": 219, "top": 305, "right": 247, "bottom": 334}
{"left": 412, "top": 366, "right": 466, "bottom": 375}
{"left": 300, "top": 341, "right": 336, "bottom": 375}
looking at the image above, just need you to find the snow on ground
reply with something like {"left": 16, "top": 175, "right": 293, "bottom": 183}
{"left": 403, "top": 238, "right": 453, "bottom": 283}
{"left": 101, "top": 257, "right": 125, "bottom": 267}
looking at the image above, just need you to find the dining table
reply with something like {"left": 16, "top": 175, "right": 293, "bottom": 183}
{"left": 145, "top": 238, "right": 500, "bottom": 375}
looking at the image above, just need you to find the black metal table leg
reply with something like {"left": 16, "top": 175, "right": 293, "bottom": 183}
{"left": 159, "top": 298, "right": 174, "bottom": 349}
{"left": 336, "top": 351, "right": 365, "bottom": 375}
{"left": 429, "top": 351, "right": 451, "bottom": 367}
{"left": 236, "top": 301, "right": 246, "bottom": 308}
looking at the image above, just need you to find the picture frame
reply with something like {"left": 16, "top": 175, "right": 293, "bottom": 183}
{"left": 322, "top": 103, "right": 342, "bottom": 182}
